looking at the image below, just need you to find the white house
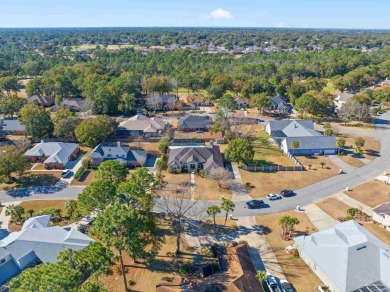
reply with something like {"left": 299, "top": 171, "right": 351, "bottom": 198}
{"left": 0, "top": 215, "right": 93, "bottom": 284}
{"left": 372, "top": 203, "right": 390, "bottom": 231}
{"left": 294, "top": 220, "right": 390, "bottom": 292}
{"left": 334, "top": 91, "right": 356, "bottom": 110}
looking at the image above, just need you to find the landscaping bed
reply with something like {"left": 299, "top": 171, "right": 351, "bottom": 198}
{"left": 255, "top": 211, "right": 322, "bottom": 292}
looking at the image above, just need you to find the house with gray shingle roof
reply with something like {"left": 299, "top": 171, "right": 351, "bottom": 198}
{"left": 0, "top": 119, "right": 25, "bottom": 135}
{"left": 295, "top": 220, "right": 390, "bottom": 292}
{"left": 270, "top": 95, "right": 290, "bottom": 113}
{"left": 266, "top": 120, "right": 337, "bottom": 155}
{"left": 24, "top": 140, "right": 79, "bottom": 169}
{"left": 334, "top": 91, "right": 356, "bottom": 110}
{"left": 117, "top": 114, "right": 166, "bottom": 138}
{"left": 27, "top": 95, "right": 55, "bottom": 107}
{"left": 178, "top": 115, "right": 212, "bottom": 132}
{"left": 372, "top": 202, "right": 390, "bottom": 231}
{"left": 89, "top": 141, "right": 147, "bottom": 167}
{"left": 168, "top": 145, "right": 224, "bottom": 173}
{"left": 0, "top": 215, "right": 93, "bottom": 285}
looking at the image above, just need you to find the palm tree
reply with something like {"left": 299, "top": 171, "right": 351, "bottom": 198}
{"left": 320, "top": 162, "right": 325, "bottom": 169}
{"left": 5, "top": 204, "right": 25, "bottom": 225}
{"left": 221, "top": 199, "right": 235, "bottom": 226}
{"left": 27, "top": 209, "right": 35, "bottom": 217}
{"left": 291, "top": 141, "right": 299, "bottom": 155}
{"left": 288, "top": 217, "right": 300, "bottom": 236}
{"left": 257, "top": 270, "right": 267, "bottom": 283}
{"left": 54, "top": 208, "right": 62, "bottom": 219}
{"left": 277, "top": 215, "right": 290, "bottom": 238}
{"left": 337, "top": 138, "right": 346, "bottom": 155}
{"left": 207, "top": 205, "right": 221, "bottom": 229}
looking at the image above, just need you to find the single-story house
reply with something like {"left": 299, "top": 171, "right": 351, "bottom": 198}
{"left": 177, "top": 115, "right": 212, "bottom": 132}
{"left": 234, "top": 96, "right": 249, "bottom": 109}
{"left": 181, "top": 94, "right": 212, "bottom": 109}
{"left": 372, "top": 202, "right": 390, "bottom": 231}
{"left": 117, "top": 114, "right": 166, "bottom": 138}
{"left": 146, "top": 93, "right": 178, "bottom": 111}
{"left": 89, "top": 141, "right": 148, "bottom": 167}
{"left": 294, "top": 220, "right": 390, "bottom": 292}
{"left": 0, "top": 119, "right": 25, "bottom": 135}
{"left": 27, "top": 95, "right": 55, "bottom": 107}
{"left": 266, "top": 120, "right": 337, "bottom": 155}
{"left": 52, "top": 98, "right": 85, "bottom": 112}
{"left": 24, "top": 140, "right": 79, "bottom": 169}
{"left": 0, "top": 215, "right": 93, "bottom": 285}
{"left": 334, "top": 91, "right": 356, "bottom": 110}
{"left": 168, "top": 145, "right": 224, "bottom": 173}
{"left": 270, "top": 95, "right": 290, "bottom": 112}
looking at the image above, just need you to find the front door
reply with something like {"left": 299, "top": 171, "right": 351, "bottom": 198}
{"left": 190, "top": 164, "right": 196, "bottom": 171}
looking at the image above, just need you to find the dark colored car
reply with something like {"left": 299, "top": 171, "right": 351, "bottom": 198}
{"left": 280, "top": 280, "right": 294, "bottom": 292}
{"left": 245, "top": 200, "right": 265, "bottom": 209}
{"left": 280, "top": 190, "right": 294, "bottom": 197}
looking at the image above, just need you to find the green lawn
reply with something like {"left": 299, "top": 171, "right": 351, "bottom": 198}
{"left": 323, "top": 79, "right": 336, "bottom": 93}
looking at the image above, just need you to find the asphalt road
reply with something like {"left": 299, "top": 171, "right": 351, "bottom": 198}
{"left": 0, "top": 112, "right": 389, "bottom": 218}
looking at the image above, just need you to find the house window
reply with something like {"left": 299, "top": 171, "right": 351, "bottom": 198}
{"left": 0, "top": 258, "right": 6, "bottom": 266}
{"left": 107, "top": 154, "right": 112, "bottom": 158}
{"left": 182, "top": 163, "right": 187, "bottom": 169}
{"left": 198, "top": 163, "right": 203, "bottom": 169}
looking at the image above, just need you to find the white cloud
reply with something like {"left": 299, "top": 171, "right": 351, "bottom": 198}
{"left": 209, "top": 8, "right": 233, "bottom": 20}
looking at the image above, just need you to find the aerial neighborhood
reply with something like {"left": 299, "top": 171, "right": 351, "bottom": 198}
{"left": 0, "top": 23, "right": 389, "bottom": 292}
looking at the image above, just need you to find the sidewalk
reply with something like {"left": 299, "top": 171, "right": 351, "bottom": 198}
{"left": 303, "top": 204, "right": 338, "bottom": 230}
{"left": 333, "top": 192, "right": 373, "bottom": 216}
{"left": 230, "top": 164, "right": 251, "bottom": 202}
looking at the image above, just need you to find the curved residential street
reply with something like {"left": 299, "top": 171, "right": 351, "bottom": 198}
{"left": 0, "top": 112, "right": 389, "bottom": 218}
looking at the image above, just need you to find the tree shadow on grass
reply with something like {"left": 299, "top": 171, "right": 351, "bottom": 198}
{"left": 77, "top": 170, "right": 91, "bottom": 182}
{"left": 16, "top": 174, "right": 59, "bottom": 187}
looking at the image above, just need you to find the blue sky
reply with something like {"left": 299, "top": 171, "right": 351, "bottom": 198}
{"left": 0, "top": 0, "right": 389, "bottom": 29}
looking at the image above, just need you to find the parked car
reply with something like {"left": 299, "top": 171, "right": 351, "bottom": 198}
{"left": 280, "top": 279, "right": 293, "bottom": 292}
{"left": 280, "top": 189, "right": 294, "bottom": 197}
{"left": 266, "top": 272, "right": 280, "bottom": 291}
{"left": 245, "top": 200, "right": 265, "bottom": 209}
{"left": 61, "top": 169, "right": 71, "bottom": 178}
{"left": 267, "top": 193, "right": 282, "bottom": 200}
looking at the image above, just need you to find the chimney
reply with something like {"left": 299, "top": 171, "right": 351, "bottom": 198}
{"left": 117, "top": 141, "right": 121, "bottom": 148}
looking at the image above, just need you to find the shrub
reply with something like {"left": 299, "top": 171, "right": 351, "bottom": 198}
{"left": 211, "top": 260, "right": 220, "bottom": 272}
{"left": 127, "top": 279, "right": 136, "bottom": 286}
{"left": 238, "top": 240, "right": 248, "bottom": 246}
{"left": 210, "top": 243, "right": 219, "bottom": 258}
{"left": 347, "top": 207, "right": 358, "bottom": 217}
{"left": 167, "top": 166, "right": 175, "bottom": 173}
{"left": 345, "top": 215, "right": 353, "bottom": 221}
{"left": 288, "top": 248, "right": 299, "bottom": 257}
{"left": 82, "top": 158, "right": 91, "bottom": 169}
{"left": 246, "top": 182, "right": 251, "bottom": 187}
{"left": 323, "top": 122, "right": 332, "bottom": 129}
{"left": 156, "top": 158, "right": 168, "bottom": 171}
{"left": 74, "top": 166, "right": 85, "bottom": 181}
{"left": 178, "top": 263, "right": 191, "bottom": 276}
{"left": 161, "top": 276, "right": 174, "bottom": 282}
{"left": 198, "top": 169, "right": 205, "bottom": 177}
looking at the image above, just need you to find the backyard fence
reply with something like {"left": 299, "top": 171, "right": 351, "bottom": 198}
{"left": 242, "top": 164, "right": 304, "bottom": 172}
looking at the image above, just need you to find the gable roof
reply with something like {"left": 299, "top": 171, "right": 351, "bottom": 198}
{"left": 0, "top": 215, "right": 93, "bottom": 265}
{"left": 168, "top": 145, "right": 224, "bottom": 172}
{"left": 337, "top": 92, "right": 356, "bottom": 102}
{"left": 267, "top": 120, "right": 316, "bottom": 137}
{"left": 0, "top": 119, "right": 25, "bottom": 132}
{"left": 27, "top": 95, "right": 55, "bottom": 106}
{"left": 118, "top": 114, "right": 165, "bottom": 133}
{"left": 89, "top": 142, "right": 147, "bottom": 165}
{"left": 24, "top": 141, "right": 78, "bottom": 165}
{"left": 373, "top": 203, "right": 390, "bottom": 216}
{"left": 294, "top": 220, "right": 390, "bottom": 292}
{"left": 270, "top": 95, "right": 288, "bottom": 108}
{"left": 234, "top": 96, "right": 249, "bottom": 104}
{"left": 284, "top": 136, "right": 337, "bottom": 150}
{"left": 178, "top": 115, "right": 211, "bottom": 130}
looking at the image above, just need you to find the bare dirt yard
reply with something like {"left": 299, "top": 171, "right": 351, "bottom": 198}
{"left": 346, "top": 180, "right": 390, "bottom": 208}
{"left": 255, "top": 211, "right": 322, "bottom": 291}
{"left": 241, "top": 155, "right": 339, "bottom": 198}
{"left": 160, "top": 172, "right": 192, "bottom": 199}
{"left": 316, "top": 197, "right": 351, "bottom": 220}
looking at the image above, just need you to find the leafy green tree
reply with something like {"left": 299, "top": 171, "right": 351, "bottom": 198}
{"left": 355, "top": 137, "right": 365, "bottom": 152}
{"left": 53, "top": 108, "right": 80, "bottom": 141}
{"left": 5, "top": 204, "right": 25, "bottom": 225}
{"left": 0, "top": 95, "right": 27, "bottom": 118}
{"left": 207, "top": 84, "right": 225, "bottom": 100}
{"left": 27, "top": 209, "right": 35, "bottom": 217}
{"left": 0, "top": 76, "right": 19, "bottom": 97}
{"left": 158, "top": 137, "right": 169, "bottom": 154}
{"left": 295, "top": 93, "right": 320, "bottom": 116}
{"left": 225, "top": 138, "right": 254, "bottom": 165}
{"left": 0, "top": 145, "right": 30, "bottom": 181}
{"left": 118, "top": 93, "right": 136, "bottom": 116}
{"left": 253, "top": 94, "right": 272, "bottom": 116}
{"left": 221, "top": 199, "right": 235, "bottom": 226}
{"left": 19, "top": 103, "right": 54, "bottom": 140}
{"left": 65, "top": 199, "right": 78, "bottom": 219}
{"left": 207, "top": 205, "right": 221, "bottom": 229}
{"left": 75, "top": 115, "right": 118, "bottom": 147}
{"left": 26, "top": 78, "right": 44, "bottom": 96}
{"left": 337, "top": 137, "right": 346, "bottom": 154}
{"left": 324, "top": 128, "right": 333, "bottom": 136}
{"left": 96, "top": 160, "right": 129, "bottom": 186}
{"left": 91, "top": 205, "right": 160, "bottom": 291}
{"left": 77, "top": 179, "right": 117, "bottom": 213}
{"left": 287, "top": 82, "right": 307, "bottom": 105}
{"left": 218, "top": 93, "right": 236, "bottom": 110}
{"left": 145, "top": 76, "right": 172, "bottom": 94}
